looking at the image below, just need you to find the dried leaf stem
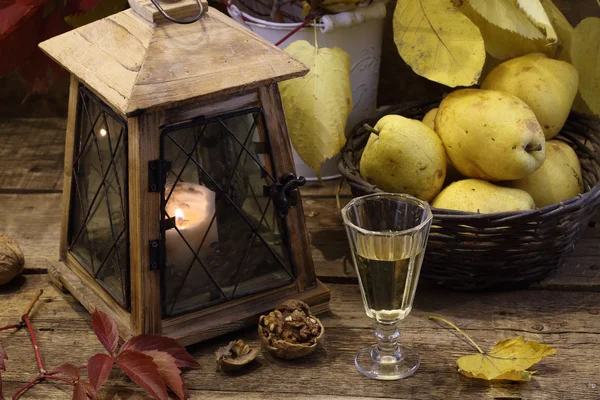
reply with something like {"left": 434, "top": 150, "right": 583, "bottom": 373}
{"left": 428, "top": 315, "right": 484, "bottom": 354}
{"left": 0, "top": 290, "right": 79, "bottom": 399}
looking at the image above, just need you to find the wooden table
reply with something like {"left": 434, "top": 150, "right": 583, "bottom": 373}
{"left": 1, "top": 118, "right": 599, "bottom": 399}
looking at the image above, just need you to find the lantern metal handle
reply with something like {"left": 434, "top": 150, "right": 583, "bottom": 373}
{"left": 150, "top": 0, "right": 205, "bottom": 24}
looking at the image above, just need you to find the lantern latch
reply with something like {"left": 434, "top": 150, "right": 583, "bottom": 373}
{"left": 149, "top": 239, "right": 166, "bottom": 270}
{"left": 267, "top": 173, "right": 306, "bottom": 219}
{"left": 148, "top": 160, "right": 172, "bottom": 192}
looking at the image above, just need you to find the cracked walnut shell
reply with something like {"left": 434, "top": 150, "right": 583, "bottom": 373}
{"left": 216, "top": 339, "right": 260, "bottom": 372}
{"left": 0, "top": 234, "right": 24, "bottom": 285}
{"left": 258, "top": 300, "right": 324, "bottom": 359}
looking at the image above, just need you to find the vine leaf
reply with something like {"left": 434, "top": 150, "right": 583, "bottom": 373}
{"left": 72, "top": 380, "right": 96, "bottom": 400}
{"left": 120, "top": 335, "right": 199, "bottom": 368}
{"left": 91, "top": 309, "right": 119, "bottom": 356}
{"left": 571, "top": 17, "right": 600, "bottom": 117}
{"left": 87, "top": 353, "right": 114, "bottom": 390}
{"left": 429, "top": 316, "right": 557, "bottom": 381}
{"left": 515, "top": 0, "right": 557, "bottom": 42}
{"left": 279, "top": 40, "right": 352, "bottom": 179}
{"left": 53, "top": 363, "right": 81, "bottom": 379}
{"left": 393, "top": 0, "right": 485, "bottom": 87}
{"left": 467, "top": 0, "right": 544, "bottom": 39}
{"left": 460, "top": 1, "right": 552, "bottom": 60}
{"left": 116, "top": 350, "right": 168, "bottom": 400}
{"left": 144, "top": 350, "right": 186, "bottom": 400}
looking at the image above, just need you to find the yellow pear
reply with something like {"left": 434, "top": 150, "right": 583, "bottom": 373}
{"left": 507, "top": 140, "right": 583, "bottom": 207}
{"left": 422, "top": 107, "right": 463, "bottom": 184}
{"left": 481, "top": 53, "right": 579, "bottom": 139}
{"left": 360, "top": 115, "right": 446, "bottom": 201}
{"left": 435, "top": 89, "right": 546, "bottom": 181}
{"left": 432, "top": 179, "right": 535, "bottom": 213}
{"left": 422, "top": 108, "right": 437, "bottom": 130}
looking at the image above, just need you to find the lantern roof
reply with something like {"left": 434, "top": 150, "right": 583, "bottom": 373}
{"left": 39, "top": 6, "right": 308, "bottom": 117}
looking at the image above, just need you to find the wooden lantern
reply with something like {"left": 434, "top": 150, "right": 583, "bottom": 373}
{"left": 39, "top": 1, "right": 329, "bottom": 345}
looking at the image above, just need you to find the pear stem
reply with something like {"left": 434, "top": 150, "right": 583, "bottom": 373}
{"left": 428, "top": 316, "right": 484, "bottom": 354}
{"left": 363, "top": 124, "right": 379, "bottom": 135}
{"left": 525, "top": 144, "right": 543, "bottom": 152}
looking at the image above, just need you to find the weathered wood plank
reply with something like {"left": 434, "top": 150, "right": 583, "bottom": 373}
{"left": 0, "top": 118, "right": 65, "bottom": 191}
{"left": 1, "top": 276, "right": 600, "bottom": 399}
{"left": 0, "top": 193, "right": 61, "bottom": 273}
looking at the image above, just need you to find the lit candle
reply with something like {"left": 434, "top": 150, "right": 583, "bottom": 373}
{"left": 165, "top": 182, "right": 218, "bottom": 269}
{"left": 99, "top": 128, "right": 107, "bottom": 137}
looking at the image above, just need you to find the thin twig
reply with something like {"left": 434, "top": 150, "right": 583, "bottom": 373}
{"left": 22, "top": 290, "right": 43, "bottom": 319}
{"left": 22, "top": 315, "right": 44, "bottom": 374}
{"left": 0, "top": 324, "right": 21, "bottom": 332}
{"left": 12, "top": 377, "right": 40, "bottom": 400}
{"left": 428, "top": 315, "right": 484, "bottom": 354}
{"left": 43, "top": 375, "right": 75, "bottom": 385}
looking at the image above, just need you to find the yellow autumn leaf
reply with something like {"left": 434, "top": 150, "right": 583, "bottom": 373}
{"left": 539, "top": 0, "right": 573, "bottom": 60}
{"left": 279, "top": 40, "right": 353, "bottom": 179}
{"left": 515, "top": 0, "right": 557, "bottom": 42}
{"left": 457, "top": 336, "right": 557, "bottom": 381}
{"left": 571, "top": 17, "right": 600, "bottom": 117}
{"left": 393, "top": 0, "right": 485, "bottom": 87}
{"left": 461, "top": 1, "right": 553, "bottom": 60}
{"left": 467, "top": 0, "right": 545, "bottom": 39}
{"left": 430, "top": 316, "right": 557, "bottom": 382}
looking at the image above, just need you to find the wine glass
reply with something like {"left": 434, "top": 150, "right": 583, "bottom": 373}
{"left": 341, "top": 193, "right": 433, "bottom": 380}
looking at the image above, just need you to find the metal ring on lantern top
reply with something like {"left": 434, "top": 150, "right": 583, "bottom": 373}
{"left": 150, "top": 0, "right": 205, "bottom": 24}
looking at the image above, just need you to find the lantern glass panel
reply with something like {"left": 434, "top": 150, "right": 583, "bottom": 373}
{"left": 69, "top": 87, "right": 130, "bottom": 308}
{"left": 161, "top": 109, "right": 295, "bottom": 317}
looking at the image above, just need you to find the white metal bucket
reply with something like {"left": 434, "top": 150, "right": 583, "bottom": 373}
{"left": 228, "top": 2, "right": 386, "bottom": 180}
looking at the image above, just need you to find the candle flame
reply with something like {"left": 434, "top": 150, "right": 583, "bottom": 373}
{"left": 99, "top": 128, "right": 107, "bottom": 137}
{"left": 175, "top": 208, "right": 185, "bottom": 223}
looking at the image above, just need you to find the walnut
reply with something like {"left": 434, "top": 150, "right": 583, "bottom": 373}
{"left": 0, "top": 234, "right": 24, "bottom": 285}
{"left": 215, "top": 340, "right": 260, "bottom": 372}
{"left": 258, "top": 300, "right": 324, "bottom": 359}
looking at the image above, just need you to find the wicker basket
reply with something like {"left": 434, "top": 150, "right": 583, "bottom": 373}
{"left": 338, "top": 100, "right": 600, "bottom": 290}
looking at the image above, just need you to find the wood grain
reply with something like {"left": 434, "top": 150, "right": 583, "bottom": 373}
{"left": 1, "top": 276, "right": 600, "bottom": 399}
{"left": 39, "top": 9, "right": 154, "bottom": 117}
{"left": 40, "top": 7, "right": 308, "bottom": 116}
{"left": 0, "top": 118, "right": 65, "bottom": 191}
{"left": 59, "top": 75, "right": 78, "bottom": 261}
{"left": 127, "top": 113, "right": 163, "bottom": 335}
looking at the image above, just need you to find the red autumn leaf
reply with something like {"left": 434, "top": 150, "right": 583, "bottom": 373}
{"left": 0, "top": 2, "right": 36, "bottom": 37}
{"left": 120, "top": 335, "right": 199, "bottom": 368}
{"left": 91, "top": 309, "right": 120, "bottom": 356}
{"left": 116, "top": 350, "right": 168, "bottom": 400}
{"left": 78, "top": 380, "right": 98, "bottom": 400}
{"left": 144, "top": 350, "right": 186, "bottom": 400}
{"left": 53, "top": 363, "right": 81, "bottom": 379}
{"left": 87, "top": 353, "right": 114, "bottom": 390}
{"left": 72, "top": 381, "right": 88, "bottom": 400}
{"left": 0, "top": 4, "right": 42, "bottom": 76}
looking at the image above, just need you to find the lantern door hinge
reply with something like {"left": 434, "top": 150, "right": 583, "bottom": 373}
{"left": 149, "top": 239, "right": 166, "bottom": 270}
{"left": 148, "top": 160, "right": 172, "bottom": 192}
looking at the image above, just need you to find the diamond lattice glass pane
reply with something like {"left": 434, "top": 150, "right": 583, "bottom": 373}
{"left": 69, "top": 87, "right": 129, "bottom": 308}
{"left": 161, "top": 109, "right": 294, "bottom": 317}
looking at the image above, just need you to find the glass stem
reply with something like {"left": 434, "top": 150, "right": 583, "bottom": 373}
{"left": 374, "top": 322, "right": 401, "bottom": 357}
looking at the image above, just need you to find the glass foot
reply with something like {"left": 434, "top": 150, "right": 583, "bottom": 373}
{"left": 355, "top": 345, "right": 420, "bottom": 380}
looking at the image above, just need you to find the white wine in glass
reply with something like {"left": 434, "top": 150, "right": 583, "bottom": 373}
{"left": 342, "top": 193, "right": 432, "bottom": 380}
